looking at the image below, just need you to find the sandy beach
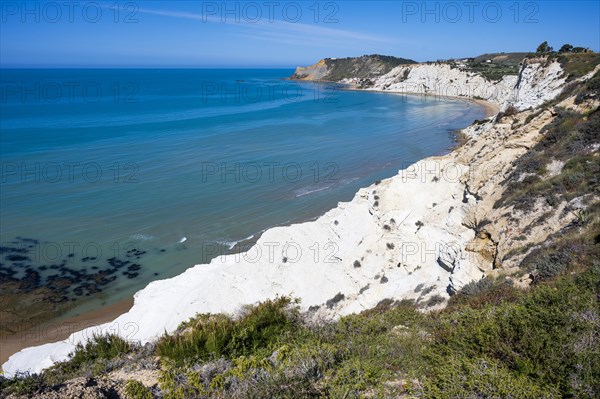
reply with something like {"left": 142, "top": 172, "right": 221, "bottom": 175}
{"left": 472, "top": 98, "right": 500, "bottom": 118}
{"left": 338, "top": 81, "right": 501, "bottom": 119}
{"left": 0, "top": 298, "right": 133, "bottom": 370}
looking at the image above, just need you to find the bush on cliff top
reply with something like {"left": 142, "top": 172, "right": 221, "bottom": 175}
{"left": 156, "top": 296, "right": 298, "bottom": 366}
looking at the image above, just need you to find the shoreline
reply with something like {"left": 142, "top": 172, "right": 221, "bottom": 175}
{"left": 472, "top": 98, "right": 500, "bottom": 118}
{"left": 0, "top": 91, "right": 494, "bottom": 375}
{"left": 1, "top": 92, "right": 490, "bottom": 367}
{"left": 2, "top": 148, "right": 485, "bottom": 376}
{"left": 289, "top": 77, "right": 501, "bottom": 119}
{"left": 0, "top": 298, "right": 133, "bottom": 370}
{"left": 348, "top": 84, "right": 500, "bottom": 118}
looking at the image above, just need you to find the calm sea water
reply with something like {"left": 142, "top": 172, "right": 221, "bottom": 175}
{"left": 0, "top": 69, "right": 484, "bottom": 319}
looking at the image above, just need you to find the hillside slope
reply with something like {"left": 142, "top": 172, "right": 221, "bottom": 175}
{"left": 290, "top": 54, "right": 416, "bottom": 81}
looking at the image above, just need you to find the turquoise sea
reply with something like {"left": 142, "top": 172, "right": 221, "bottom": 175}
{"left": 0, "top": 69, "right": 484, "bottom": 319}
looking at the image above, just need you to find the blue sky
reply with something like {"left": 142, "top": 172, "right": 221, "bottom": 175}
{"left": 1, "top": 0, "right": 599, "bottom": 67}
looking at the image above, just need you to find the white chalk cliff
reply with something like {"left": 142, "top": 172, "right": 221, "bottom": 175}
{"left": 350, "top": 58, "right": 567, "bottom": 111}
{"left": 3, "top": 58, "right": 586, "bottom": 376}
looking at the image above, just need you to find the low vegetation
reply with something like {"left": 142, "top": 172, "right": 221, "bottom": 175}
{"left": 153, "top": 260, "right": 600, "bottom": 398}
{"left": 156, "top": 297, "right": 297, "bottom": 366}
{"left": 450, "top": 52, "right": 528, "bottom": 81}
{"left": 0, "top": 334, "right": 133, "bottom": 395}
{"left": 125, "top": 380, "right": 154, "bottom": 399}
{"left": 555, "top": 53, "right": 600, "bottom": 81}
{"left": 292, "top": 54, "right": 416, "bottom": 82}
{"left": 3, "top": 261, "right": 598, "bottom": 398}
{"left": 320, "top": 54, "right": 416, "bottom": 81}
{"left": 452, "top": 47, "right": 598, "bottom": 82}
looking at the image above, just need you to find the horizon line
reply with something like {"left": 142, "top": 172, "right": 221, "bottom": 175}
{"left": 0, "top": 65, "right": 301, "bottom": 69}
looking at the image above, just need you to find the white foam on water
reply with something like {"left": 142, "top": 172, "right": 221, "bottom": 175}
{"left": 294, "top": 185, "right": 330, "bottom": 197}
{"left": 214, "top": 234, "right": 256, "bottom": 250}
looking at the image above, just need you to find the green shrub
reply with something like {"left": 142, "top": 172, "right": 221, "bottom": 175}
{"left": 574, "top": 71, "right": 600, "bottom": 103}
{"left": 0, "top": 335, "right": 133, "bottom": 396}
{"left": 422, "top": 355, "right": 559, "bottom": 398}
{"left": 227, "top": 370, "right": 323, "bottom": 398}
{"left": 531, "top": 251, "right": 572, "bottom": 278}
{"left": 0, "top": 373, "right": 45, "bottom": 396}
{"left": 327, "top": 358, "right": 383, "bottom": 397}
{"left": 562, "top": 170, "right": 586, "bottom": 190}
{"left": 125, "top": 379, "right": 154, "bottom": 399}
{"left": 69, "top": 334, "right": 132, "bottom": 368}
{"left": 558, "top": 53, "right": 600, "bottom": 80}
{"left": 425, "top": 295, "right": 445, "bottom": 307}
{"left": 459, "top": 276, "right": 494, "bottom": 296}
{"left": 40, "top": 334, "right": 133, "bottom": 383}
{"left": 157, "top": 297, "right": 297, "bottom": 365}
{"left": 447, "top": 277, "right": 521, "bottom": 310}
{"left": 431, "top": 266, "right": 600, "bottom": 398}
